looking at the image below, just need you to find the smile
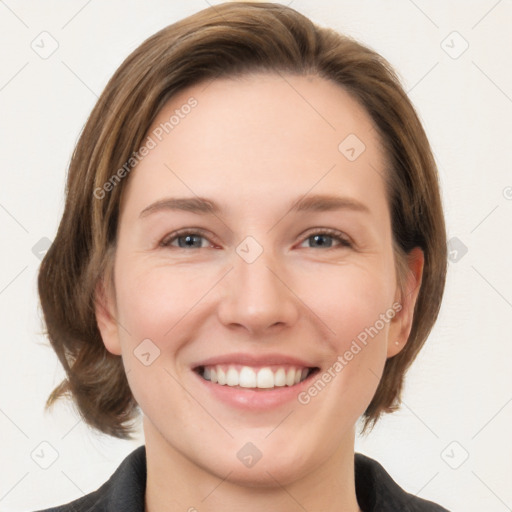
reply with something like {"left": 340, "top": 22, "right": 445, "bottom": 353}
{"left": 196, "top": 364, "right": 319, "bottom": 389}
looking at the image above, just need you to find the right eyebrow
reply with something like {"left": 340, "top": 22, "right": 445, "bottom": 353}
{"left": 139, "top": 197, "right": 219, "bottom": 218}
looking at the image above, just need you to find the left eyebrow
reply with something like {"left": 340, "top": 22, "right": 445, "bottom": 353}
{"left": 139, "top": 193, "right": 371, "bottom": 219}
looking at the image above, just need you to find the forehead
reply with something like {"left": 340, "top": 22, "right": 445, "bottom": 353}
{"left": 120, "top": 73, "right": 388, "bottom": 220}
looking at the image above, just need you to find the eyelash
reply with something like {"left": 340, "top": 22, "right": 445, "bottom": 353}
{"left": 160, "top": 228, "right": 353, "bottom": 250}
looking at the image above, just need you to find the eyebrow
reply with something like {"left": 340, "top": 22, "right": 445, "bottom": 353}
{"left": 139, "top": 193, "right": 371, "bottom": 219}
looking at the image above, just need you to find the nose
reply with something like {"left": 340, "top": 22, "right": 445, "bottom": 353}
{"left": 216, "top": 243, "right": 300, "bottom": 336}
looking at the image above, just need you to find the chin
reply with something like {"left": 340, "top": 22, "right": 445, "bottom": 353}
{"left": 214, "top": 461, "right": 309, "bottom": 489}
{"left": 196, "top": 441, "right": 317, "bottom": 489}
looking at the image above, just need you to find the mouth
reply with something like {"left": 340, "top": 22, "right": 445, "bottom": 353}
{"left": 194, "top": 364, "right": 320, "bottom": 390}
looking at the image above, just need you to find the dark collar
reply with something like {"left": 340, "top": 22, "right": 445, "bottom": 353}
{"left": 36, "top": 445, "right": 449, "bottom": 511}
{"left": 354, "top": 452, "right": 450, "bottom": 511}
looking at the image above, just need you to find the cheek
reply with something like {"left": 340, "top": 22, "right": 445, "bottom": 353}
{"left": 311, "top": 261, "right": 395, "bottom": 343}
{"left": 114, "top": 260, "right": 212, "bottom": 341}
{"left": 112, "top": 262, "right": 201, "bottom": 411}
{"left": 307, "top": 263, "right": 394, "bottom": 401}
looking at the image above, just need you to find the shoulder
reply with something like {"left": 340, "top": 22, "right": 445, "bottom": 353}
{"left": 354, "top": 452, "right": 451, "bottom": 511}
{"left": 31, "top": 445, "right": 147, "bottom": 512}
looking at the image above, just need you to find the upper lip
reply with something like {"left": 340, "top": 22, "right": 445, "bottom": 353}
{"left": 191, "top": 352, "right": 317, "bottom": 369}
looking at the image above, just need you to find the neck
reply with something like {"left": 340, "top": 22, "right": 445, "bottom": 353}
{"left": 143, "top": 417, "right": 361, "bottom": 512}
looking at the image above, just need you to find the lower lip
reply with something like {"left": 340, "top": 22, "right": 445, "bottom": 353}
{"left": 192, "top": 369, "right": 319, "bottom": 410}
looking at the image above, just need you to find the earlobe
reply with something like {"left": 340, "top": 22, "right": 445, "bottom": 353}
{"left": 94, "top": 277, "right": 122, "bottom": 356}
{"left": 387, "top": 247, "right": 424, "bottom": 358}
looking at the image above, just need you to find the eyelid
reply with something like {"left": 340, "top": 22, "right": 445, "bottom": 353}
{"left": 160, "top": 227, "right": 353, "bottom": 249}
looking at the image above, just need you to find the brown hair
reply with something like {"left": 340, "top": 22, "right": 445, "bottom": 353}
{"left": 38, "top": 1, "right": 447, "bottom": 439}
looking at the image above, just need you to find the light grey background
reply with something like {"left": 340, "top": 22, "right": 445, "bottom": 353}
{"left": 1, "top": 1, "right": 511, "bottom": 511}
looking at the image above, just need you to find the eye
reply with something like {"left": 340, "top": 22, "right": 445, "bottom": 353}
{"left": 299, "top": 229, "right": 352, "bottom": 249}
{"left": 160, "top": 229, "right": 215, "bottom": 249}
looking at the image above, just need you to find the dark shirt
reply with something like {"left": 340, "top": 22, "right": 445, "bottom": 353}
{"left": 33, "top": 445, "right": 450, "bottom": 511}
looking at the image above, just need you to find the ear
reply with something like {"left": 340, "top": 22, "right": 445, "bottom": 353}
{"left": 94, "top": 274, "right": 122, "bottom": 356}
{"left": 387, "top": 247, "right": 424, "bottom": 358}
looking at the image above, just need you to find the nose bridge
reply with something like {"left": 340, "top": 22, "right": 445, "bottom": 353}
{"left": 217, "top": 235, "right": 298, "bottom": 333}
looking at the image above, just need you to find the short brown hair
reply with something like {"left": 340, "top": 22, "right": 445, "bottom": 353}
{"left": 38, "top": 1, "right": 447, "bottom": 439}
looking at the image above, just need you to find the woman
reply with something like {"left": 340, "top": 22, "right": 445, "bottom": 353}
{"left": 35, "top": 2, "right": 449, "bottom": 511}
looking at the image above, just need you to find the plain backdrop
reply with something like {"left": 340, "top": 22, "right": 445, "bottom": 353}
{"left": 1, "top": 1, "right": 511, "bottom": 511}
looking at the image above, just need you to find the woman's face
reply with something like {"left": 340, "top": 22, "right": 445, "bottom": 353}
{"left": 96, "top": 73, "right": 422, "bottom": 485}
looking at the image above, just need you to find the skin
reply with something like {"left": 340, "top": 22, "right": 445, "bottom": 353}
{"left": 95, "top": 73, "right": 423, "bottom": 512}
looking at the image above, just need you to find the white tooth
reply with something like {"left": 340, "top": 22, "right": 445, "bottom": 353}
{"left": 239, "top": 366, "right": 257, "bottom": 388}
{"left": 257, "top": 367, "right": 275, "bottom": 388}
{"left": 217, "top": 367, "right": 227, "bottom": 385}
{"left": 207, "top": 365, "right": 309, "bottom": 388}
{"left": 226, "top": 367, "right": 239, "bottom": 386}
{"left": 274, "top": 368, "right": 286, "bottom": 387}
{"left": 285, "top": 368, "right": 296, "bottom": 386}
